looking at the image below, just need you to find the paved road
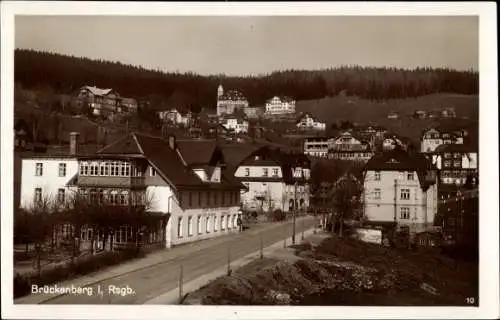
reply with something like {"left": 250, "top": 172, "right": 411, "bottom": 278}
{"left": 37, "top": 216, "right": 317, "bottom": 304}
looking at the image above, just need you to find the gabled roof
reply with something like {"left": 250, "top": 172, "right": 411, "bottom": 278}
{"left": 176, "top": 139, "right": 219, "bottom": 166}
{"left": 219, "top": 90, "right": 247, "bottom": 101}
{"left": 81, "top": 85, "right": 115, "bottom": 96}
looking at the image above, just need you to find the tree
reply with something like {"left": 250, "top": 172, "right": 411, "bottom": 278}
{"left": 332, "top": 178, "right": 362, "bottom": 238}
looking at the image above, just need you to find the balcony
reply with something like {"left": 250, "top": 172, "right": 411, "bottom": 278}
{"left": 77, "top": 176, "right": 146, "bottom": 189}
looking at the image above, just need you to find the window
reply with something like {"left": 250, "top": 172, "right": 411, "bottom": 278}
{"left": 57, "top": 188, "right": 65, "bottom": 203}
{"left": 444, "top": 153, "right": 452, "bottom": 159}
{"left": 374, "top": 188, "right": 381, "bottom": 200}
{"left": 221, "top": 215, "right": 226, "bottom": 230}
{"left": 188, "top": 216, "right": 193, "bottom": 236}
{"left": 35, "top": 163, "right": 43, "bottom": 176}
{"left": 206, "top": 216, "right": 211, "bottom": 233}
{"left": 245, "top": 168, "right": 250, "bottom": 176}
{"left": 272, "top": 168, "right": 279, "bottom": 177}
{"left": 444, "top": 161, "right": 451, "bottom": 168}
{"left": 197, "top": 216, "right": 202, "bottom": 234}
{"left": 400, "top": 189, "right": 410, "bottom": 200}
{"left": 407, "top": 172, "right": 414, "bottom": 180}
{"left": 150, "top": 167, "right": 157, "bottom": 176}
{"left": 189, "top": 192, "right": 193, "bottom": 206}
{"left": 228, "top": 215, "right": 233, "bottom": 229}
{"left": 453, "top": 161, "right": 461, "bottom": 167}
{"left": 177, "top": 217, "right": 183, "bottom": 238}
{"left": 374, "top": 171, "right": 381, "bottom": 181}
{"left": 263, "top": 168, "right": 269, "bottom": 177}
{"left": 58, "top": 163, "right": 67, "bottom": 177}
{"left": 214, "top": 216, "right": 218, "bottom": 231}
{"left": 34, "top": 188, "right": 42, "bottom": 203}
{"left": 400, "top": 207, "right": 410, "bottom": 219}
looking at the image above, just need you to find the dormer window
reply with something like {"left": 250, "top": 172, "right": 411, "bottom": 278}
{"left": 150, "top": 167, "right": 157, "bottom": 176}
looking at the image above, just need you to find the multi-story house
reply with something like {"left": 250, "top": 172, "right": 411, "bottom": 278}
{"left": 328, "top": 132, "right": 374, "bottom": 162}
{"left": 355, "top": 125, "right": 387, "bottom": 150}
{"left": 157, "top": 108, "right": 193, "bottom": 127}
{"left": 75, "top": 86, "right": 121, "bottom": 118}
{"left": 381, "top": 133, "right": 409, "bottom": 152}
{"left": 431, "top": 143, "right": 478, "bottom": 186}
{"left": 296, "top": 113, "right": 326, "bottom": 131}
{"left": 264, "top": 96, "right": 296, "bottom": 116}
{"left": 221, "top": 117, "right": 249, "bottom": 134}
{"left": 363, "top": 150, "right": 439, "bottom": 237}
{"left": 216, "top": 85, "right": 249, "bottom": 116}
{"left": 420, "top": 126, "right": 467, "bottom": 153}
{"left": 19, "top": 132, "right": 244, "bottom": 250}
{"left": 303, "top": 136, "right": 330, "bottom": 158}
{"left": 233, "top": 146, "right": 311, "bottom": 213}
{"left": 243, "top": 106, "right": 263, "bottom": 119}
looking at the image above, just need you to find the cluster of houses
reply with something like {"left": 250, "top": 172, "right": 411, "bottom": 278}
{"left": 17, "top": 130, "right": 312, "bottom": 251}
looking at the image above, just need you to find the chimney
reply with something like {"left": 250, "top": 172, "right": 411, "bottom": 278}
{"left": 168, "top": 135, "right": 176, "bottom": 150}
{"left": 69, "top": 132, "right": 80, "bottom": 156}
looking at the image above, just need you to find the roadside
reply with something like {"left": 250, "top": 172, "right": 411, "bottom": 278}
{"left": 15, "top": 215, "right": 317, "bottom": 304}
{"left": 180, "top": 232, "right": 478, "bottom": 306}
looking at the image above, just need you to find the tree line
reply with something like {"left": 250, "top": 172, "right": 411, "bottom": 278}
{"left": 15, "top": 49, "right": 478, "bottom": 111}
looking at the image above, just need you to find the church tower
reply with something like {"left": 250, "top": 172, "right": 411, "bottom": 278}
{"left": 217, "top": 84, "right": 224, "bottom": 99}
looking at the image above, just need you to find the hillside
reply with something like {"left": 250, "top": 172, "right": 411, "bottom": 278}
{"left": 15, "top": 49, "right": 478, "bottom": 110}
{"left": 296, "top": 93, "right": 479, "bottom": 143}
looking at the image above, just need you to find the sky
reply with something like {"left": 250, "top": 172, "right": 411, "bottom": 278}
{"left": 15, "top": 15, "right": 479, "bottom": 76}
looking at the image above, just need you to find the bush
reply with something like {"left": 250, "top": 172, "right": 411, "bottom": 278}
{"left": 271, "top": 210, "right": 286, "bottom": 222}
{"left": 14, "top": 248, "right": 144, "bottom": 298}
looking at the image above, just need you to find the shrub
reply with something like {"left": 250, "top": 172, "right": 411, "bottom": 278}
{"left": 13, "top": 248, "right": 144, "bottom": 298}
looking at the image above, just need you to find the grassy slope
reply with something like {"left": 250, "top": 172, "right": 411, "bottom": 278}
{"left": 296, "top": 93, "right": 479, "bottom": 143}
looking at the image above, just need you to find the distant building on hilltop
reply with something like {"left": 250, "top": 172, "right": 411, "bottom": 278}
{"left": 221, "top": 116, "right": 249, "bottom": 134}
{"left": 328, "top": 131, "right": 373, "bottom": 162}
{"left": 216, "top": 85, "right": 249, "bottom": 116}
{"left": 264, "top": 96, "right": 296, "bottom": 116}
{"left": 387, "top": 111, "right": 399, "bottom": 119}
{"left": 74, "top": 85, "right": 137, "bottom": 119}
{"left": 420, "top": 125, "right": 467, "bottom": 153}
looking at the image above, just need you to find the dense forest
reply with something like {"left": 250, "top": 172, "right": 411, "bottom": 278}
{"left": 15, "top": 49, "right": 478, "bottom": 111}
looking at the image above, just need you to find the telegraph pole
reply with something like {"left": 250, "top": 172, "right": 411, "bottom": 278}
{"left": 292, "top": 181, "right": 297, "bottom": 245}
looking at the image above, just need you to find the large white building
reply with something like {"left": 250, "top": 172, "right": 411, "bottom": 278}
{"left": 363, "top": 150, "right": 439, "bottom": 237}
{"left": 233, "top": 146, "right": 311, "bottom": 213}
{"left": 264, "top": 96, "right": 296, "bottom": 115}
{"left": 216, "top": 85, "right": 249, "bottom": 116}
{"left": 19, "top": 132, "right": 244, "bottom": 250}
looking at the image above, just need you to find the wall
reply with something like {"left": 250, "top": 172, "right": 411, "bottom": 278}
{"left": 240, "top": 181, "right": 284, "bottom": 212}
{"left": 20, "top": 158, "right": 79, "bottom": 209}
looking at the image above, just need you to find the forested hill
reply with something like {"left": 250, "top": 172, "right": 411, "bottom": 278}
{"left": 15, "top": 49, "right": 478, "bottom": 110}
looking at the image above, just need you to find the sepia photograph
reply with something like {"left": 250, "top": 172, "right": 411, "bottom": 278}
{"left": 1, "top": 2, "right": 498, "bottom": 320}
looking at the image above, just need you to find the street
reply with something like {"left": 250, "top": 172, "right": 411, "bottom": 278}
{"left": 19, "top": 216, "right": 317, "bottom": 304}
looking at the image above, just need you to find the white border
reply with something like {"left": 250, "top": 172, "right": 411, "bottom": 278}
{"left": 1, "top": 2, "right": 498, "bottom": 320}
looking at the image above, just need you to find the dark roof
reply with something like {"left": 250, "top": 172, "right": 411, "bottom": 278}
{"left": 364, "top": 150, "right": 437, "bottom": 190}
{"left": 176, "top": 139, "right": 218, "bottom": 166}
{"left": 434, "top": 143, "right": 478, "bottom": 153}
{"left": 95, "top": 132, "right": 241, "bottom": 190}
{"left": 19, "top": 144, "right": 101, "bottom": 159}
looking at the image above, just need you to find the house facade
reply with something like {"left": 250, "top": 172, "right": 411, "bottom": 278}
{"left": 216, "top": 85, "right": 249, "bottom": 116}
{"left": 75, "top": 86, "right": 121, "bottom": 117}
{"left": 363, "top": 151, "right": 439, "bottom": 237}
{"left": 431, "top": 144, "right": 478, "bottom": 186}
{"left": 264, "top": 96, "right": 296, "bottom": 115}
{"left": 303, "top": 136, "right": 330, "bottom": 158}
{"left": 328, "top": 132, "right": 374, "bottom": 162}
{"left": 296, "top": 113, "right": 326, "bottom": 131}
{"left": 234, "top": 147, "right": 311, "bottom": 213}
{"left": 420, "top": 126, "right": 466, "bottom": 153}
{"left": 19, "top": 132, "right": 244, "bottom": 250}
